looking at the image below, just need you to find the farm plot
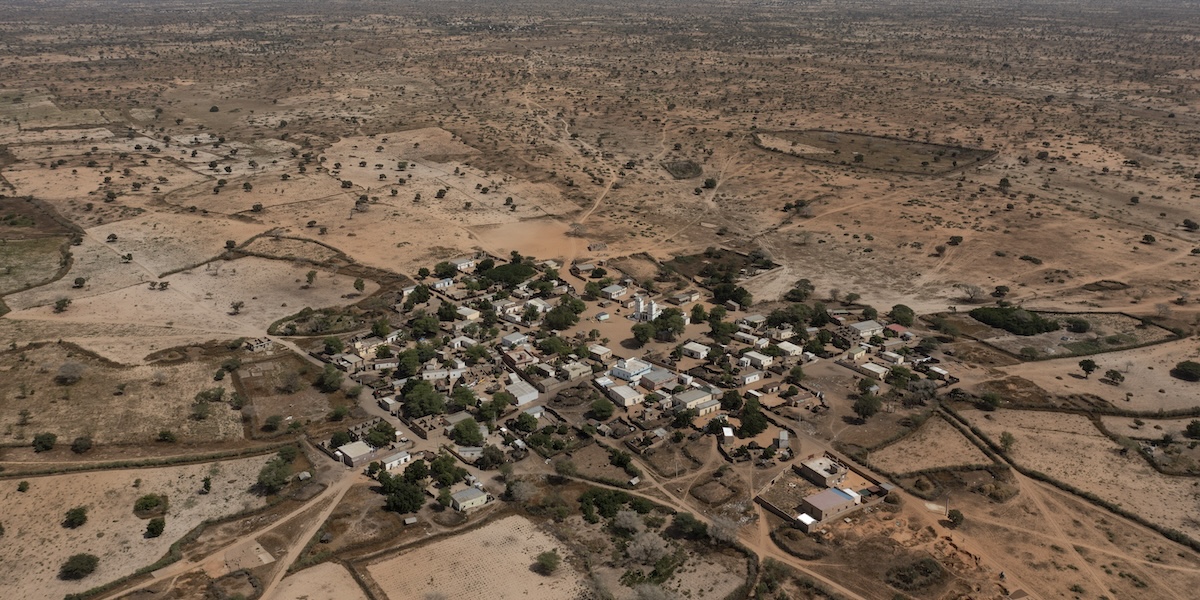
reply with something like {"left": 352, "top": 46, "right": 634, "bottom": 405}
{"left": 0, "top": 236, "right": 67, "bottom": 296}
{"left": 363, "top": 515, "right": 587, "bottom": 600}
{"left": 1, "top": 235, "right": 147, "bottom": 311}
{"left": 268, "top": 562, "right": 370, "bottom": 600}
{"left": 977, "top": 311, "right": 1176, "bottom": 359}
{"left": 87, "top": 212, "right": 266, "bottom": 277}
{"left": 164, "top": 170, "right": 345, "bottom": 216}
{"left": 962, "top": 409, "right": 1200, "bottom": 540}
{"left": 0, "top": 343, "right": 244, "bottom": 445}
{"left": 753, "top": 130, "right": 993, "bottom": 175}
{"left": 0, "top": 454, "right": 271, "bottom": 600}
{"left": 871, "top": 416, "right": 993, "bottom": 474}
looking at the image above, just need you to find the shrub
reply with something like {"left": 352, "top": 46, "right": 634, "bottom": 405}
{"left": 59, "top": 554, "right": 99, "bottom": 580}
{"left": 134, "top": 494, "right": 167, "bottom": 514}
{"left": 535, "top": 550, "right": 561, "bottom": 575}
{"left": 145, "top": 517, "right": 165, "bottom": 538}
{"left": 32, "top": 432, "right": 57, "bottom": 452}
{"left": 63, "top": 506, "right": 88, "bottom": 529}
{"left": 884, "top": 557, "right": 945, "bottom": 591}
{"left": 70, "top": 436, "right": 93, "bottom": 454}
{"left": 1171, "top": 361, "right": 1200, "bottom": 382}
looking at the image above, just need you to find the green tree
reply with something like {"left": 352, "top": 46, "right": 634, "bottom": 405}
{"left": 32, "top": 433, "right": 57, "bottom": 452}
{"left": 590, "top": 398, "right": 615, "bottom": 420}
{"left": 543, "top": 304, "right": 580, "bottom": 330}
{"left": 263, "top": 414, "right": 284, "bottom": 432}
{"left": 451, "top": 419, "right": 485, "bottom": 446}
{"left": 889, "top": 304, "right": 916, "bottom": 327}
{"left": 384, "top": 481, "right": 425, "bottom": 513}
{"left": 1105, "top": 369, "right": 1124, "bottom": 384}
{"left": 1186, "top": 420, "right": 1200, "bottom": 439}
{"left": 946, "top": 509, "right": 964, "bottom": 528}
{"left": 323, "top": 336, "right": 344, "bottom": 354}
{"left": 70, "top": 436, "right": 92, "bottom": 454}
{"left": 256, "top": 457, "right": 291, "bottom": 494}
{"left": 651, "top": 309, "right": 687, "bottom": 341}
{"left": 719, "top": 390, "right": 743, "bottom": 412}
{"left": 785, "top": 365, "right": 805, "bottom": 385}
{"left": 319, "top": 363, "right": 344, "bottom": 392}
{"left": 690, "top": 304, "right": 708, "bottom": 323}
{"left": 631, "top": 323, "right": 656, "bottom": 347}
{"left": 535, "top": 550, "right": 561, "bottom": 574}
{"left": 59, "top": 554, "right": 99, "bottom": 580}
{"left": 53, "top": 297, "right": 72, "bottom": 313}
{"left": 145, "top": 517, "right": 165, "bottom": 538}
{"left": 1078, "top": 359, "right": 1098, "bottom": 378}
{"left": 738, "top": 398, "right": 768, "bottom": 437}
{"left": 354, "top": 278, "right": 365, "bottom": 293}
{"left": 852, "top": 394, "right": 882, "bottom": 421}
{"left": 63, "top": 506, "right": 88, "bottom": 529}
{"left": 1000, "top": 431, "right": 1016, "bottom": 453}
{"left": 306, "top": 270, "right": 317, "bottom": 285}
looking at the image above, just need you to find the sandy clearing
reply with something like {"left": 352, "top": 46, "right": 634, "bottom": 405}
{"left": 963, "top": 409, "right": 1200, "bottom": 540}
{"left": 364, "top": 515, "right": 587, "bottom": 600}
{"left": 999, "top": 338, "right": 1200, "bottom": 412}
{"left": 86, "top": 212, "right": 267, "bottom": 277}
{"left": 1101, "top": 416, "right": 1200, "bottom": 441}
{"left": 0, "top": 455, "right": 271, "bottom": 599}
{"left": 871, "top": 415, "right": 993, "bottom": 474}
{"left": 267, "top": 562, "right": 370, "bottom": 600}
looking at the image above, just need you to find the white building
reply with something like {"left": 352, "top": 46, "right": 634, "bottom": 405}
{"left": 506, "top": 375, "right": 539, "bottom": 406}
{"left": 740, "top": 371, "right": 763, "bottom": 386}
{"left": 450, "top": 257, "right": 476, "bottom": 272}
{"left": 381, "top": 451, "right": 412, "bottom": 471}
{"left": 633, "top": 295, "right": 663, "bottom": 322}
{"left": 611, "top": 358, "right": 652, "bottom": 382}
{"left": 743, "top": 351, "right": 774, "bottom": 369}
{"left": 601, "top": 284, "right": 627, "bottom": 300}
{"left": 776, "top": 341, "right": 803, "bottom": 357}
{"left": 682, "top": 341, "right": 710, "bottom": 360}
{"left": 608, "top": 385, "right": 644, "bottom": 407}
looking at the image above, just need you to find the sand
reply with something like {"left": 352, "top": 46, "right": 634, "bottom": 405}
{"left": 364, "top": 515, "right": 587, "bottom": 600}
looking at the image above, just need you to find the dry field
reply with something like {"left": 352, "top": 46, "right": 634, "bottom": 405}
{"left": 0, "top": 343, "right": 243, "bottom": 446}
{"left": 962, "top": 408, "right": 1200, "bottom": 540}
{"left": 871, "top": 415, "right": 993, "bottom": 474}
{"left": 1101, "top": 416, "right": 1200, "bottom": 441}
{"left": 0, "top": 236, "right": 66, "bottom": 296}
{"left": 0, "top": 454, "right": 271, "bottom": 599}
{"left": 363, "top": 515, "right": 588, "bottom": 600}
{"left": 268, "top": 562, "right": 370, "bottom": 600}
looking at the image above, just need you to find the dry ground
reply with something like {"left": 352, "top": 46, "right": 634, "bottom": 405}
{"left": 0, "top": 454, "right": 271, "bottom": 599}
{"left": 871, "top": 415, "right": 993, "bottom": 475}
{"left": 363, "top": 515, "right": 588, "bottom": 600}
{"left": 962, "top": 408, "right": 1200, "bottom": 540}
{"left": 267, "top": 562, "right": 369, "bottom": 600}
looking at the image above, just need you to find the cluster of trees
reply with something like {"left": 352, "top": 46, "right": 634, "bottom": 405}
{"left": 256, "top": 446, "right": 301, "bottom": 494}
{"left": 969, "top": 307, "right": 1060, "bottom": 336}
{"left": 631, "top": 308, "right": 687, "bottom": 346}
{"left": 376, "top": 453, "right": 468, "bottom": 513}
{"left": 1172, "top": 360, "right": 1200, "bottom": 382}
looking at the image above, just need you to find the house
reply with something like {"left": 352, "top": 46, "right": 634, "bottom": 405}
{"left": 501, "top": 332, "right": 529, "bottom": 348}
{"left": 682, "top": 341, "right": 710, "bottom": 360}
{"left": 523, "top": 405, "right": 546, "bottom": 420}
{"left": 570, "top": 262, "right": 595, "bottom": 276}
{"left": 860, "top": 362, "right": 889, "bottom": 381}
{"left": 880, "top": 351, "right": 904, "bottom": 365}
{"left": 560, "top": 361, "right": 592, "bottom": 381}
{"left": 608, "top": 385, "right": 644, "bottom": 407}
{"left": 885, "top": 323, "right": 908, "bottom": 336}
{"left": 450, "top": 257, "right": 476, "bottom": 272}
{"left": 743, "top": 351, "right": 774, "bottom": 369}
{"left": 776, "top": 430, "right": 790, "bottom": 450}
{"left": 674, "top": 387, "right": 714, "bottom": 411}
{"left": 245, "top": 337, "right": 273, "bottom": 352}
{"left": 669, "top": 290, "right": 700, "bottom": 305}
{"left": 722, "top": 426, "right": 736, "bottom": 444}
{"left": 770, "top": 326, "right": 796, "bottom": 342}
{"left": 450, "top": 487, "right": 488, "bottom": 511}
{"left": 381, "top": 451, "right": 412, "bottom": 471}
{"left": 400, "top": 285, "right": 418, "bottom": 298}
{"left": 331, "top": 353, "right": 364, "bottom": 373}
{"left": 850, "top": 320, "right": 885, "bottom": 339}
{"left": 433, "top": 278, "right": 455, "bottom": 290}
{"left": 600, "top": 284, "right": 627, "bottom": 300}
{"left": 457, "top": 445, "right": 485, "bottom": 460}
{"left": 639, "top": 368, "right": 677, "bottom": 391}
{"left": 928, "top": 366, "right": 950, "bottom": 380}
{"left": 739, "top": 314, "right": 768, "bottom": 331}
{"left": 844, "top": 346, "right": 867, "bottom": 362}
{"left": 336, "top": 441, "right": 374, "bottom": 468}
{"left": 733, "top": 331, "right": 760, "bottom": 346}
{"left": 776, "top": 341, "right": 803, "bottom": 357}
{"left": 456, "top": 306, "right": 481, "bottom": 321}
{"left": 799, "top": 457, "right": 848, "bottom": 487}
{"left": 534, "top": 363, "right": 557, "bottom": 379}
{"left": 352, "top": 336, "right": 387, "bottom": 357}
{"left": 449, "top": 335, "right": 477, "bottom": 349}
{"left": 503, "top": 349, "right": 539, "bottom": 369}
{"left": 506, "top": 377, "right": 539, "bottom": 406}
{"left": 739, "top": 371, "right": 763, "bottom": 386}
{"left": 588, "top": 344, "right": 612, "bottom": 361}
{"left": 695, "top": 398, "right": 721, "bottom": 416}
{"left": 801, "top": 488, "right": 859, "bottom": 521}
{"left": 526, "top": 298, "right": 552, "bottom": 314}
{"left": 611, "top": 358, "right": 652, "bottom": 382}
{"left": 377, "top": 397, "right": 399, "bottom": 413}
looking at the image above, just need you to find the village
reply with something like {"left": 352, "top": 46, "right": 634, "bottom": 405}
{"left": 296, "top": 249, "right": 953, "bottom": 533}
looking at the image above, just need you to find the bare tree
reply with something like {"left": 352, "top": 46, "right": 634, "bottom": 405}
{"left": 627, "top": 531, "right": 669, "bottom": 564}
{"left": 614, "top": 510, "right": 645, "bottom": 534}
{"left": 506, "top": 479, "right": 536, "bottom": 503}
{"left": 707, "top": 516, "right": 739, "bottom": 545}
{"left": 956, "top": 283, "right": 985, "bottom": 302}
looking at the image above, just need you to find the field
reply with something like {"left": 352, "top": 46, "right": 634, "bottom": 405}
{"left": 871, "top": 415, "right": 993, "bottom": 474}
{"left": 753, "top": 130, "right": 995, "bottom": 175}
{"left": 970, "top": 311, "right": 1178, "bottom": 359}
{"left": 268, "top": 562, "right": 369, "bottom": 600}
{"left": 0, "top": 343, "right": 244, "bottom": 447}
{"left": 0, "top": 236, "right": 67, "bottom": 296}
{"left": 363, "top": 515, "right": 588, "bottom": 600}
{"left": 962, "top": 409, "right": 1200, "bottom": 540}
{"left": 0, "top": 454, "right": 271, "bottom": 599}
